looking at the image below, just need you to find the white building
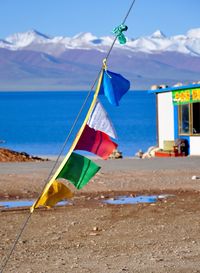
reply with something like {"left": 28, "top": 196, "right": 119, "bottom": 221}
{"left": 149, "top": 84, "right": 200, "bottom": 156}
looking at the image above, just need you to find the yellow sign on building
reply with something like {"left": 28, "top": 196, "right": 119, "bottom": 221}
{"left": 173, "top": 88, "right": 200, "bottom": 104}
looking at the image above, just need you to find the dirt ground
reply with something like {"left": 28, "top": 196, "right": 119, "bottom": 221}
{"left": 0, "top": 157, "right": 200, "bottom": 273}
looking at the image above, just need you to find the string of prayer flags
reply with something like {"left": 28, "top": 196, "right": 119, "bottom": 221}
{"left": 30, "top": 70, "right": 104, "bottom": 212}
{"left": 31, "top": 62, "right": 130, "bottom": 212}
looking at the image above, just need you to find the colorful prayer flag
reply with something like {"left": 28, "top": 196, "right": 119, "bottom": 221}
{"left": 75, "top": 124, "right": 117, "bottom": 159}
{"left": 99, "top": 70, "right": 130, "bottom": 106}
{"left": 87, "top": 100, "right": 117, "bottom": 139}
{"left": 56, "top": 152, "right": 101, "bottom": 189}
{"left": 33, "top": 180, "right": 73, "bottom": 209}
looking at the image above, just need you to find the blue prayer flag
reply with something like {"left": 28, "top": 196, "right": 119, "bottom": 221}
{"left": 99, "top": 70, "right": 130, "bottom": 106}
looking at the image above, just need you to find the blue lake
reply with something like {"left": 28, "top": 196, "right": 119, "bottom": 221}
{"left": 0, "top": 91, "right": 156, "bottom": 156}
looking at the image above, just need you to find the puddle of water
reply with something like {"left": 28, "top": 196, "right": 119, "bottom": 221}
{"left": 0, "top": 200, "right": 68, "bottom": 209}
{"left": 0, "top": 194, "right": 174, "bottom": 209}
{"left": 103, "top": 195, "right": 169, "bottom": 205}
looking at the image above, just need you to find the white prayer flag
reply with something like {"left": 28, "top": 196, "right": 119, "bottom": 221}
{"left": 87, "top": 100, "right": 117, "bottom": 139}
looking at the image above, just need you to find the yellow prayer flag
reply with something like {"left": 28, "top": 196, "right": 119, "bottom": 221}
{"left": 31, "top": 180, "right": 73, "bottom": 211}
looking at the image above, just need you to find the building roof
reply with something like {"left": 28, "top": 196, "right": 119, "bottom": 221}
{"left": 148, "top": 83, "right": 200, "bottom": 94}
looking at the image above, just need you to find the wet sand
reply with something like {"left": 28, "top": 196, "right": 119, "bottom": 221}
{"left": 0, "top": 157, "right": 200, "bottom": 273}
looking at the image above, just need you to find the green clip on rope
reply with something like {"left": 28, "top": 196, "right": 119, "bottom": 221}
{"left": 112, "top": 24, "right": 128, "bottom": 44}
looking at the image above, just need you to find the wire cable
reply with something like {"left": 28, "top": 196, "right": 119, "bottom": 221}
{"left": 0, "top": 1, "right": 136, "bottom": 272}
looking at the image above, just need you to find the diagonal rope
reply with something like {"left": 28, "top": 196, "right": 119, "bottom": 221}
{"left": 0, "top": 1, "right": 136, "bottom": 272}
{"left": 104, "top": 0, "right": 136, "bottom": 61}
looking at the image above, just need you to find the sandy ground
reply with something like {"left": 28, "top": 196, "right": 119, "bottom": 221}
{"left": 0, "top": 157, "right": 200, "bottom": 273}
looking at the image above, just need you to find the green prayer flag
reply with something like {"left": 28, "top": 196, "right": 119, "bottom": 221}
{"left": 56, "top": 152, "right": 101, "bottom": 189}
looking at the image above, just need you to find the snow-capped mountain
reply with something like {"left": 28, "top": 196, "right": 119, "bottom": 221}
{"left": 6, "top": 29, "right": 50, "bottom": 46}
{"left": 0, "top": 28, "right": 200, "bottom": 90}
{"left": 1, "top": 28, "right": 200, "bottom": 56}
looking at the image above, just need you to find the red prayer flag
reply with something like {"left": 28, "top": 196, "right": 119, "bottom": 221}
{"left": 75, "top": 125, "right": 117, "bottom": 159}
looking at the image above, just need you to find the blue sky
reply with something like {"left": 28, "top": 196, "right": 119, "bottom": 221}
{"left": 0, "top": 0, "right": 200, "bottom": 39}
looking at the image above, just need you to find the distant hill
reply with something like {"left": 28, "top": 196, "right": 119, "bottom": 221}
{"left": 0, "top": 28, "right": 200, "bottom": 90}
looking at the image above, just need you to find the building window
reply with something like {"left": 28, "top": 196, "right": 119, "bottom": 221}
{"left": 179, "top": 102, "right": 200, "bottom": 135}
{"left": 192, "top": 103, "right": 200, "bottom": 134}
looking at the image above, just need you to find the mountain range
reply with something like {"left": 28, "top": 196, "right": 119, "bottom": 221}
{"left": 1, "top": 28, "right": 200, "bottom": 90}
